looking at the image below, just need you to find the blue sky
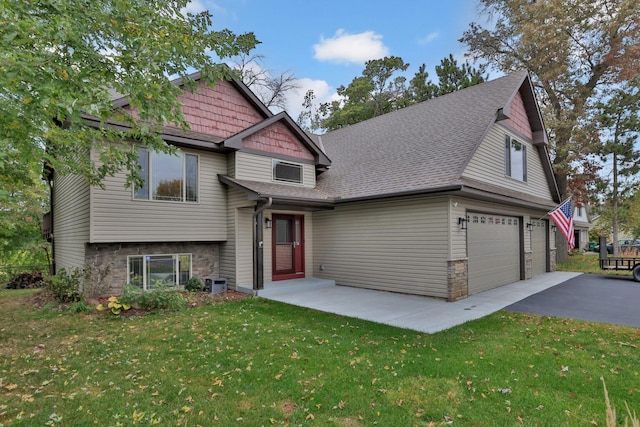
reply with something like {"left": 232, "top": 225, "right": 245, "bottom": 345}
{"left": 188, "top": 0, "right": 489, "bottom": 118}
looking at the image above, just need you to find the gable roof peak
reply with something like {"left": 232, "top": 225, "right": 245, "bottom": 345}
{"left": 316, "top": 69, "right": 556, "bottom": 201}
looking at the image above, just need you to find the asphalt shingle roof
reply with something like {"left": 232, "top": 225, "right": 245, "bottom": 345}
{"left": 315, "top": 71, "right": 530, "bottom": 200}
{"left": 219, "top": 176, "right": 333, "bottom": 202}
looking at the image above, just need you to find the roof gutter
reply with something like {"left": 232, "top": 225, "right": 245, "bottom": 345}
{"left": 252, "top": 197, "right": 272, "bottom": 291}
{"left": 333, "top": 185, "right": 463, "bottom": 204}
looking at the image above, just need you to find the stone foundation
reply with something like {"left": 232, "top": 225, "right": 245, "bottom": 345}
{"left": 84, "top": 242, "right": 220, "bottom": 295}
{"left": 549, "top": 248, "right": 557, "bottom": 272}
{"left": 447, "top": 259, "right": 468, "bottom": 301}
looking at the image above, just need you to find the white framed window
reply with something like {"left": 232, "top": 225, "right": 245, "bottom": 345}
{"left": 505, "top": 135, "right": 527, "bottom": 181}
{"left": 128, "top": 254, "right": 192, "bottom": 290}
{"left": 272, "top": 159, "right": 303, "bottom": 184}
{"left": 134, "top": 148, "right": 199, "bottom": 202}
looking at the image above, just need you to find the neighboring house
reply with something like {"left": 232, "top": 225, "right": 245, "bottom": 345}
{"left": 45, "top": 69, "right": 561, "bottom": 301}
{"left": 572, "top": 204, "right": 593, "bottom": 251}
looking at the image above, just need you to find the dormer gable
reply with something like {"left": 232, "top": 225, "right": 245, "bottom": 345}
{"left": 224, "top": 112, "right": 331, "bottom": 168}
{"left": 497, "top": 74, "right": 548, "bottom": 145}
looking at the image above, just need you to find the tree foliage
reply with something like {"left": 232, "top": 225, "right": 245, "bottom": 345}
{"left": 298, "top": 55, "right": 486, "bottom": 132}
{"left": 592, "top": 81, "right": 640, "bottom": 249}
{"left": 0, "top": 141, "right": 50, "bottom": 268}
{"left": 0, "top": 0, "right": 258, "bottom": 188}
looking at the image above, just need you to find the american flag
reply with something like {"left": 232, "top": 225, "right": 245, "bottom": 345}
{"left": 549, "top": 199, "right": 575, "bottom": 250}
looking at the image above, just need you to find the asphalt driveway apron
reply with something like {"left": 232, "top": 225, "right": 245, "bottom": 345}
{"left": 505, "top": 273, "right": 640, "bottom": 328}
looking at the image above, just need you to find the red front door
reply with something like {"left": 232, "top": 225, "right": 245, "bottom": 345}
{"left": 272, "top": 214, "right": 305, "bottom": 281}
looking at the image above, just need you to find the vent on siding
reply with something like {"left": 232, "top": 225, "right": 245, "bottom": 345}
{"left": 273, "top": 160, "right": 303, "bottom": 184}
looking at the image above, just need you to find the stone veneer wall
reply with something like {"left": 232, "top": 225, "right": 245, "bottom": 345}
{"left": 84, "top": 242, "right": 220, "bottom": 296}
{"left": 447, "top": 259, "right": 468, "bottom": 301}
{"left": 549, "top": 249, "right": 557, "bottom": 272}
{"left": 524, "top": 251, "right": 533, "bottom": 279}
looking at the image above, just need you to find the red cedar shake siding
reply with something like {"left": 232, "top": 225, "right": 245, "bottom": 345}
{"left": 122, "top": 80, "right": 265, "bottom": 138}
{"left": 504, "top": 91, "right": 533, "bottom": 140}
{"left": 176, "top": 80, "right": 264, "bottom": 137}
{"left": 242, "top": 122, "right": 315, "bottom": 161}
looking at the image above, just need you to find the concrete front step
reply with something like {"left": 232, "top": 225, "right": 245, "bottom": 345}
{"left": 237, "top": 277, "right": 335, "bottom": 297}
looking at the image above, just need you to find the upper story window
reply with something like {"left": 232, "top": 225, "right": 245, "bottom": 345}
{"left": 505, "top": 135, "right": 527, "bottom": 182}
{"left": 134, "top": 148, "right": 198, "bottom": 202}
{"left": 273, "top": 160, "right": 303, "bottom": 184}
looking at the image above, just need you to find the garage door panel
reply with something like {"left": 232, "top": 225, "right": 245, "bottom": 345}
{"left": 468, "top": 213, "right": 521, "bottom": 294}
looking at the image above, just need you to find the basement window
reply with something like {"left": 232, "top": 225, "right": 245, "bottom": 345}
{"left": 273, "top": 160, "right": 303, "bottom": 184}
{"left": 128, "top": 254, "right": 191, "bottom": 290}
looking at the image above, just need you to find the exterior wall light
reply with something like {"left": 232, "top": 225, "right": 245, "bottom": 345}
{"left": 265, "top": 217, "right": 272, "bottom": 229}
{"left": 551, "top": 225, "right": 557, "bottom": 233}
{"left": 458, "top": 217, "right": 467, "bottom": 230}
{"left": 526, "top": 223, "right": 534, "bottom": 231}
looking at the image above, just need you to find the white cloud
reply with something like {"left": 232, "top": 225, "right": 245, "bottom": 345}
{"left": 181, "top": 0, "right": 208, "bottom": 14}
{"left": 418, "top": 32, "right": 440, "bottom": 45}
{"left": 313, "top": 29, "right": 389, "bottom": 64}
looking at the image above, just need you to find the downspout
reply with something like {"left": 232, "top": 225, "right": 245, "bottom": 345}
{"left": 252, "top": 197, "right": 272, "bottom": 291}
{"left": 47, "top": 170, "right": 55, "bottom": 276}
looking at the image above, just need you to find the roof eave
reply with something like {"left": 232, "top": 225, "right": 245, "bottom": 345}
{"left": 217, "top": 175, "right": 334, "bottom": 207}
{"left": 333, "top": 185, "right": 464, "bottom": 204}
{"left": 81, "top": 116, "right": 225, "bottom": 152}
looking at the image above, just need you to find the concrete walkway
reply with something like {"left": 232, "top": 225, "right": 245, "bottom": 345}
{"left": 259, "top": 271, "right": 581, "bottom": 334}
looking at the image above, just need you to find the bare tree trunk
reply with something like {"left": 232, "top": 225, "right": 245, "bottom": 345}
{"left": 612, "top": 151, "right": 619, "bottom": 257}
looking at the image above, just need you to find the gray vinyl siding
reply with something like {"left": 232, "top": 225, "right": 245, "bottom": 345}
{"left": 227, "top": 152, "right": 236, "bottom": 178}
{"left": 53, "top": 173, "right": 90, "bottom": 271}
{"left": 236, "top": 208, "right": 253, "bottom": 286}
{"left": 463, "top": 124, "right": 553, "bottom": 200}
{"left": 313, "top": 196, "right": 449, "bottom": 298}
{"left": 90, "top": 149, "right": 227, "bottom": 242}
{"left": 219, "top": 189, "right": 254, "bottom": 288}
{"left": 234, "top": 152, "right": 315, "bottom": 187}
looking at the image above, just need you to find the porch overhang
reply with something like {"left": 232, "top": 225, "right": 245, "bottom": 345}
{"left": 218, "top": 175, "right": 335, "bottom": 210}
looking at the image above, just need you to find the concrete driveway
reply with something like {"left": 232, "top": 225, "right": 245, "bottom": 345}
{"left": 260, "top": 271, "right": 582, "bottom": 334}
{"left": 505, "top": 273, "right": 640, "bottom": 328}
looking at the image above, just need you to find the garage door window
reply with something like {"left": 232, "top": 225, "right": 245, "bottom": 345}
{"left": 505, "top": 135, "right": 527, "bottom": 181}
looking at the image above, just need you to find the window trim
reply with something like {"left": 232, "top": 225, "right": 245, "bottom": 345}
{"left": 133, "top": 148, "right": 200, "bottom": 203}
{"left": 127, "top": 253, "right": 192, "bottom": 290}
{"left": 272, "top": 159, "right": 304, "bottom": 184}
{"left": 505, "top": 135, "right": 527, "bottom": 182}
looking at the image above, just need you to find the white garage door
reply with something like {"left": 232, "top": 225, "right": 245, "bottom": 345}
{"left": 530, "top": 219, "right": 547, "bottom": 276}
{"left": 468, "top": 213, "right": 521, "bottom": 294}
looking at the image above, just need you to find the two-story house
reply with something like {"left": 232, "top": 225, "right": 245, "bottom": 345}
{"left": 46, "top": 69, "right": 561, "bottom": 301}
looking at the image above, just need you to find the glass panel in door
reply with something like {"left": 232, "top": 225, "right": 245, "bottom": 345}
{"left": 272, "top": 214, "right": 305, "bottom": 280}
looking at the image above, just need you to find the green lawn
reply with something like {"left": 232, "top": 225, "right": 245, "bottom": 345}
{"left": 1, "top": 288, "right": 639, "bottom": 426}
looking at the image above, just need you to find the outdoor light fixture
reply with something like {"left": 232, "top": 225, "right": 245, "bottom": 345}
{"left": 265, "top": 217, "right": 272, "bottom": 229}
{"left": 551, "top": 225, "right": 557, "bottom": 233}
{"left": 526, "top": 223, "right": 533, "bottom": 231}
{"left": 458, "top": 217, "right": 467, "bottom": 230}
